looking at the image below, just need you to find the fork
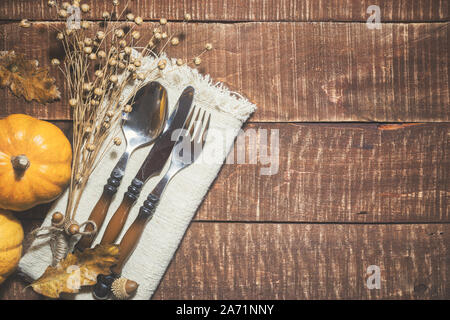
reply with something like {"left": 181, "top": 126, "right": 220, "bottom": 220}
{"left": 94, "top": 106, "right": 210, "bottom": 298}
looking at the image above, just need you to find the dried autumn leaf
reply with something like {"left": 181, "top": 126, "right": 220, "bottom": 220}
{"left": 0, "top": 50, "right": 60, "bottom": 104}
{"left": 31, "top": 244, "right": 119, "bottom": 298}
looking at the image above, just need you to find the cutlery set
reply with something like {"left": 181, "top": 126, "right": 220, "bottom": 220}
{"left": 74, "top": 82, "right": 210, "bottom": 299}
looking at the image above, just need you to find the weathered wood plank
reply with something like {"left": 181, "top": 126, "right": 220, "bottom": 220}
{"left": 0, "top": 22, "right": 448, "bottom": 122}
{"left": 198, "top": 123, "right": 449, "bottom": 223}
{"left": 2, "top": 221, "right": 448, "bottom": 300}
{"left": 153, "top": 222, "right": 450, "bottom": 299}
{"left": 12, "top": 122, "right": 449, "bottom": 223}
{"left": 0, "top": 0, "right": 447, "bottom": 22}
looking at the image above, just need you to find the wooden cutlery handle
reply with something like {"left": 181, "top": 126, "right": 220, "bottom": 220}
{"left": 100, "top": 178, "right": 144, "bottom": 245}
{"left": 75, "top": 173, "right": 123, "bottom": 251}
{"left": 93, "top": 195, "right": 159, "bottom": 299}
{"left": 112, "top": 194, "right": 160, "bottom": 275}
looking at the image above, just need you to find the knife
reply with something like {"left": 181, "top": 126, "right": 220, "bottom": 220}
{"left": 98, "top": 86, "right": 194, "bottom": 245}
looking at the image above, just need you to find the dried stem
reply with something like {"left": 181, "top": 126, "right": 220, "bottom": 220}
{"left": 46, "top": 0, "right": 212, "bottom": 235}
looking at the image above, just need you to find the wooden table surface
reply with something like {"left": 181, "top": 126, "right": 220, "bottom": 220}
{"left": 0, "top": 0, "right": 448, "bottom": 300}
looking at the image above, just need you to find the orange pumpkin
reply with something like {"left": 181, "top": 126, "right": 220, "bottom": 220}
{"left": 0, "top": 210, "right": 23, "bottom": 284}
{"left": 0, "top": 114, "right": 72, "bottom": 211}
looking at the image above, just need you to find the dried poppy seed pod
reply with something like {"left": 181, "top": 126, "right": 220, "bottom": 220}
{"left": 69, "top": 98, "right": 77, "bottom": 107}
{"left": 95, "top": 70, "right": 104, "bottom": 78}
{"left": 81, "top": 4, "right": 90, "bottom": 13}
{"left": 160, "top": 18, "right": 167, "bottom": 25}
{"left": 47, "top": 0, "right": 56, "bottom": 7}
{"left": 148, "top": 40, "right": 155, "bottom": 47}
{"left": 193, "top": 57, "right": 202, "bottom": 65}
{"left": 113, "top": 0, "right": 119, "bottom": 6}
{"left": 153, "top": 27, "right": 161, "bottom": 34}
{"left": 137, "top": 73, "right": 145, "bottom": 80}
{"left": 94, "top": 88, "right": 103, "bottom": 96}
{"left": 67, "top": 223, "right": 80, "bottom": 235}
{"left": 98, "top": 50, "right": 107, "bottom": 59}
{"left": 118, "top": 62, "right": 126, "bottom": 69}
{"left": 106, "top": 111, "right": 114, "bottom": 118}
{"left": 154, "top": 32, "right": 162, "bottom": 40}
{"left": 123, "top": 104, "right": 132, "bottom": 113}
{"left": 86, "top": 144, "right": 96, "bottom": 152}
{"left": 51, "top": 212, "right": 64, "bottom": 226}
{"left": 161, "top": 32, "right": 168, "bottom": 39}
{"left": 113, "top": 137, "right": 122, "bottom": 146}
{"left": 127, "top": 64, "right": 136, "bottom": 72}
{"left": 62, "top": 2, "right": 70, "bottom": 9}
{"left": 119, "top": 40, "right": 127, "bottom": 48}
{"left": 133, "top": 59, "right": 141, "bottom": 67}
{"left": 89, "top": 53, "right": 97, "bottom": 60}
{"left": 58, "top": 9, "right": 68, "bottom": 18}
{"left": 171, "top": 37, "right": 179, "bottom": 46}
{"left": 83, "top": 82, "right": 92, "bottom": 91}
{"left": 124, "top": 47, "right": 132, "bottom": 55}
{"left": 158, "top": 60, "right": 167, "bottom": 70}
{"left": 110, "top": 75, "right": 119, "bottom": 84}
{"left": 184, "top": 13, "right": 192, "bottom": 21}
{"left": 51, "top": 58, "right": 60, "bottom": 66}
{"left": 176, "top": 58, "right": 184, "bottom": 66}
{"left": 109, "top": 58, "right": 118, "bottom": 66}
{"left": 102, "top": 11, "right": 110, "bottom": 19}
{"left": 84, "top": 38, "right": 93, "bottom": 46}
{"left": 57, "top": 32, "right": 64, "bottom": 40}
{"left": 111, "top": 278, "right": 139, "bottom": 300}
{"left": 81, "top": 21, "right": 90, "bottom": 29}
{"left": 126, "top": 13, "right": 135, "bottom": 21}
{"left": 132, "top": 31, "right": 140, "bottom": 40}
{"left": 115, "top": 29, "right": 125, "bottom": 38}
{"left": 83, "top": 46, "right": 92, "bottom": 54}
{"left": 102, "top": 122, "right": 110, "bottom": 130}
{"left": 96, "top": 31, "right": 105, "bottom": 40}
{"left": 134, "top": 16, "right": 143, "bottom": 25}
{"left": 20, "top": 19, "right": 31, "bottom": 28}
{"left": 205, "top": 43, "right": 213, "bottom": 51}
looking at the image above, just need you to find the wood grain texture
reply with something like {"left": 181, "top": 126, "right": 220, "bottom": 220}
{"left": 14, "top": 122, "right": 449, "bottom": 223}
{"left": 198, "top": 123, "right": 449, "bottom": 223}
{"left": 2, "top": 220, "right": 448, "bottom": 300}
{"left": 0, "top": 22, "right": 448, "bottom": 122}
{"left": 153, "top": 222, "right": 449, "bottom": 299}
{"left": 13, "top": 121, "right": 450, "bottom": 223}
{"left": 0, "top": 0, "right": 447, "bottom": 22}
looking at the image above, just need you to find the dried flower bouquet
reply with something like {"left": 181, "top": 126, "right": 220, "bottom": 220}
{"left": 30, "top": 0, "right": 212, "bottom": 266}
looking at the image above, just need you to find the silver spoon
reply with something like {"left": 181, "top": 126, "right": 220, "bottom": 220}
{"left": 75, "top": 82, "right": 168, "bottom": 251}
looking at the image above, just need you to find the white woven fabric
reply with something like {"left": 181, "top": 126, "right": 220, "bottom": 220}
{"left": 18, "top": 55, "right": 256, "bottom": 300}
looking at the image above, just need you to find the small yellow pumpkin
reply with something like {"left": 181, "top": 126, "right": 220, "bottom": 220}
{"left": 0, "top": 210, "right": 24, "bottom": 284}
{"left": 0, "top": 114, "right": 72, "bottom": 211}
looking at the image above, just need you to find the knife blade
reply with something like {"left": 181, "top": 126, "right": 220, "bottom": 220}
{"left": 124, "top": 86, "right": 194, "bottom": 201}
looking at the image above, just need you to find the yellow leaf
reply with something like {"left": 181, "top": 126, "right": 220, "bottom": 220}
{"left": 0, "top": 51, "right": 60, "bottom": 104}
{"left": 31, "top": 244, "right": 119, "bottom": 298}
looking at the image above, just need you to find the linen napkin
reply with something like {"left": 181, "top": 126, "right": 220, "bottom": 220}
{"left": 18, "top": 54, "right": 256, "bottom": 300}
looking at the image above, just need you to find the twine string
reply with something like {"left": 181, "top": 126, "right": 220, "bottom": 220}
{"left": 27, "top": 218, "right": 98, "bottom": 265}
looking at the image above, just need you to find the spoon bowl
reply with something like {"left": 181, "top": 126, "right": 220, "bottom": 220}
{"left": 122, "top": 82, "right": 168, "bottom": 150}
